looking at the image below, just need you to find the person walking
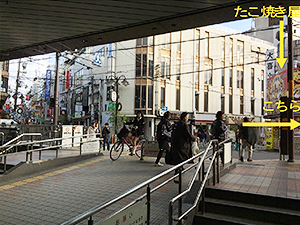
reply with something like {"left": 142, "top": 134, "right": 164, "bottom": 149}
{"left": 155, "top": 111, "right": 173, "bottom": 167}
{"left": 211, "top": 111, "right": 227, "bottom": 163}
{"left": 240, "top": 117, "right": 257, "bottom": 162}
{"left": 102, "top": 122, "right": 111, "bottom": 151}
{"left": 87, "top": 121, "right": 97, "bottom": 140}
{"left": 171, "top": 112, "right": 196, "bottom": 182}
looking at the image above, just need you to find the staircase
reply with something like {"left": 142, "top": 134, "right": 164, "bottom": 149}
{"left": 194, "top": 187, "right": 300, "bottom": 225}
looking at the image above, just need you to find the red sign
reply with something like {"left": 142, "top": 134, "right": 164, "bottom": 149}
{"left": 17, "top": 104, "right": 24, "bottom": 108}
{"left": 66, "top": 70, "right": 70, "bottom": 89}
{"left": 49, "top": 108, "right": 52, "bottom": 115}
{"left": 5, "top": 104, "right": 9, "bottom": 109}
{"left": 26, "top": 94, "right": 30, "bottom": 100}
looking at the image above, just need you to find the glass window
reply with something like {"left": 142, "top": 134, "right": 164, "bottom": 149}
{"left": 137, "top": 38, "right": 141, "bottom": 46}
{"left": 251, "top": 99, "right": 255, "bottom": 115}
{"left": 161, "top": 58, "right": 165, "bottom": 78}
{"left": 148, "top": 36, "right": 153, "bottom": 46}
{"left": 240, "top": 96, "right": 244, "bottom": 114}
{"left": 261, "top": 98, "right": 264, "bottom": 115}
{"left": 161, "top": 87, "right": 165, "bottom": 107}
{"left": 141, "top": 85, "right": 146, "bottom": 108}
{"left": 204, "top": 92, "right": 208, "bottom": 112}
{"left": 74, "top": 69, "right": 83, "bottom": 87}
{"left": 261, "top": 70, "right": 264, "bottom": 92}
{"left": 205, "top": 61, "right": 212, "bottom": 85}
{"left": 237, "top": 41, "right": 244, "bottom": 65}
{"left": 221, "top": 67, "right": 225, "bottom": 87}
{"left": 176, "top": 59, "right": 180, "bottom": 80}
{"left": 229, "top": 67, "right": 233, "bottom": 87}
{"left": 165, "top": 33, "right": 170, "bottom": 49}
{"left": 241, "top": 71, "right": 244, "bottom": 89}
{"left": 142, "top": 54, "right": 147, "bottom": 77}
{"left": 135, "top": 85, "right": 140, "bottom": 108}
{"left": 142, "top": 37, "right": 147, "bottom": 46}
{"left": 221, "top": 95, "right": 225, "bottom": 112}
{"left": 229, "top": 38, "right": 233, "bottom": 63}
{"left": 229, "top": 94, "right": 233, "bottom": 113}
{"left": 136, "top": 54, "right": 141, "bottom": 77}
{"left": 195, "top": 94, "right": 199, "bottom": 111}
{"left": 149, "top": 54, "right": 154, "bottom": 77}
{"left": 221, "top": 37, "right": 225, "bottom": 61}
{"left": 166, "top": 57, "right": 170, "bottom": 79}
{"left": 148, "top": 85, "right": 153, "bottom": 108}
{"left": 251, "top": 68, "right": 254, "bottom": 90}
{"left": 237, "top": 70, "right": 240, "bottom": 88}
{"left": 176, "top": 88, "right": 180, "bottom": 110}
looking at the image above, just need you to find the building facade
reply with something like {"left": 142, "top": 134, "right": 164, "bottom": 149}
{"left": 59, "top": 25, "right": 274, "bottom": 139}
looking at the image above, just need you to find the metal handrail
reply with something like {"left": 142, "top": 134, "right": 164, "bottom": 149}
{"left": 1, "top": 133, "right": 42, "bottom": 147}
{"left": 61, "top": 138, "right": 233, "bottom": 225}
{"left": 0, "top": 133, "right": 103, "bottom": 172}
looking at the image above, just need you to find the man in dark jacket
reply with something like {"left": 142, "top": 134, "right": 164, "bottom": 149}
{"left": 171, "top": 112, "right": 196, "bottom": 165}
{"left": 211, "top": 111, "right": 227, "bottom": 163}
{"left": 102, "top": 123, "right": 111, "bottom": 151}
{"left": 155, "top": 111, "right": 173, "bottom": 166}
{"left": 240, "top": 117, "right": 257, "bottom": 162}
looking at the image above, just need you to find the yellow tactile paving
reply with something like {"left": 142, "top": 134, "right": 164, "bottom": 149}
{"left": 0, "top": 156, "right": 106, "bottom": 192}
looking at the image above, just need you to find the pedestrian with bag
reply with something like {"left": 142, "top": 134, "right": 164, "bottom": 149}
{"left": 240, "top": 117, "right": 257, "bottom": 162}
{"left": 171, "top": 112, "right": 196, "bottom": 182}
{"left": 211, "top": 111, "right": 227, "bottom": 164}
{"left": 155, "top": 111, "right": 173, "bottom": 167}
{"left": 102, "top": 122, "right": 111, "bottom": 151}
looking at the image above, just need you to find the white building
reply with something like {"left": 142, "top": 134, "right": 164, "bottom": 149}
{"left": 60, "top": 25, "right": 275, "bottom": 139}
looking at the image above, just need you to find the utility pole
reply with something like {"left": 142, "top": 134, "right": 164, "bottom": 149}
{"left": 287, "top": 16, "right": 294, "bottom": 162}
{"left": 14, "top": 59, "right": 21, "bottom": 112}
{"left": 115, "top": 78, "right": 119, "bottom": 133}
{"left": 54, "top": 52, "right": 60, "bottom": 130}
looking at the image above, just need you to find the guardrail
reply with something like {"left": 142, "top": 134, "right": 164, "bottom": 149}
{"left": 0, "top": 133, "right": 103, "bottom": 172}
{"left": 62, "top": 138, "right": 232, "bottom": 225}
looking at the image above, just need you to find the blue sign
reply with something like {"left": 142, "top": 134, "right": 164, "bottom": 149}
{"left": 108, "top": 43, "right": 115, "bottom": 57}
{"left": 93, "top": 46, "right": 105, "bottom": 67}
{"left": 161, "top": 106, "right": 168, "bottom": 111}
{"left": 45, "top": 70, "right": 52, "bottom": 102}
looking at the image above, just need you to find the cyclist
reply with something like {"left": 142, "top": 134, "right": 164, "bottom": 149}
{"left": 125, "top": 110, "right": 146, "bottom": 155}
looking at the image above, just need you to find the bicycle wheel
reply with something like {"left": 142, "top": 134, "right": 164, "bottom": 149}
{"left": 135, "top": 139, "right": 146, "bottom": 158}
{"left": 110, "top": 141, "right": 124, "bottom": 161}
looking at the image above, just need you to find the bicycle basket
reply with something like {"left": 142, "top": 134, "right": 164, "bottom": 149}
{"left": 117, "top": 126, "right": 130, "bottom": 139}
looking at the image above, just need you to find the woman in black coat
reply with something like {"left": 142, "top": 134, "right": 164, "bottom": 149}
{"left": 171, "top": 112, "right": 196, "bottom": 165}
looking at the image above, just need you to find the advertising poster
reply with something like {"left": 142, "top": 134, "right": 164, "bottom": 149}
{"left": 73, "top": 125, "right": 83, "bottom": 147}
{"left": 62, "top": 125, "right": 73, "bottom": 147}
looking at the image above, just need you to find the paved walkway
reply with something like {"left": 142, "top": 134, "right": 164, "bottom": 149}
{"left": 215, "top": 160, "right": 300, "bottom": 199}
{"left": 0, "top": 151, "right": 194, "bottom": 225}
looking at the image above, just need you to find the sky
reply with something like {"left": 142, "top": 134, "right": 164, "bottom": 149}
{"left": 220, "top": 18, "right": 253, "bottom": 32}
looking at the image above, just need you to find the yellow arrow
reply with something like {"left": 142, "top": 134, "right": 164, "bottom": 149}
{"left": 276, "top": 20, "right": 287, "bottom": 69}
{"left": 242, "top": 119, "right": 300, "bottom": 130}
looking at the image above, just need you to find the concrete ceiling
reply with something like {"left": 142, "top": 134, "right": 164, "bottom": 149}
{"left": 0, "top": 0, "right": 297, "bottom": 61}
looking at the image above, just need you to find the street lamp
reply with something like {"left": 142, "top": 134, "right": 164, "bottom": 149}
{"left": 106, "top": 74, "right": 129, "bottom": 134}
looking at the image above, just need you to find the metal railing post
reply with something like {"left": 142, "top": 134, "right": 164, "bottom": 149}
{"left": 217, "top": 151, "right": 220, "bottom": 183}
{"left": 39, "top": 136, "right": 42, "bottom": 160}
{"left": 79, "top": 137, "right": 82, "bottom": 156}
{"left": 87, "top": 216, "right": 93, "bottom": 225}
{"left": 147, "top": 184, "right": 151, "bottom": 225}
{"left": 30, "top": 136, "right": 33, "bottom": 161}
{"left": 3, "top": 155, "right": 6, "bottom": 172}
{"left": 178, "top": 168, "right": 182, "bottom": 225}
{"left": 212, "top": 141, "right": 216, "bottom": 186}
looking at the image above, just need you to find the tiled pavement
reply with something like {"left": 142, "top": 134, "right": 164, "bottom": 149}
{"left": 214, "top": 160, "right": 300, "bottom": 199}
{"left": 1, "top": 148, "right": 300, "bottom": 224}
{"left": 0, "top": 151, "right": 194, "bottom": 225}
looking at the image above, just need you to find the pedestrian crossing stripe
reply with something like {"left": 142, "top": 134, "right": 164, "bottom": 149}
{"left": 0, "top": 156, "right": 107, "bottom": 192}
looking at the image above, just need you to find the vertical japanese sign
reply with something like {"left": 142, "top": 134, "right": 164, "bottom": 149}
{"left": 266, "top": 49, "right": 275, "bottom": 78}
{"left": 66, "top": 70, "right": 70, "bottom": 89}
{"left": 45, "top": 69, "right": 52, "bottom": 102}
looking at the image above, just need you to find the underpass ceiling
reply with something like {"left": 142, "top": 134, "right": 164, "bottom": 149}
{"left": 0, "top": 0, "right": 297, "bottom": 61}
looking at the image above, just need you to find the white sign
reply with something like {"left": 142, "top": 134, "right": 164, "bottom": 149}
{"left": 97, "top": 198, "right": 147, "bottom": 225}
{"left": 111, "top": 91, "right": 117, "bottom": 102}
{"left": 82, "top": 139, "right": 100, "bottom": 153}
{"left": 224, "top": 142, "right": 232, "bottom": 164}
{"left": 61, "top": 125, "right": 73, "bottom": 147}
{"left": 73, "top": 125, "right": 83, "bottom": 147}
{"left": 266, "top": 49, "right": 275, "bottom": 78}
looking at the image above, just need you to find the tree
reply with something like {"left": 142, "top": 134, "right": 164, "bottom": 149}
{"left": 106, "top": 109, "right": 128, "bottom": 133}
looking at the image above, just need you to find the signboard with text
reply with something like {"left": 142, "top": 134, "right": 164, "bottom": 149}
{"left": 61, "top": 125, "right": 73, "bottom": 147}
{"left": 97, "top": 198, "right": 147, "bottom": 225}
{"left": 73, "top": 125, "right": 83, "bottom": 147}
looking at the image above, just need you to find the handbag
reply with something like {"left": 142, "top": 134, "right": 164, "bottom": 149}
{"left": 234, "top": 142, "right": 240, "bottom": 151}
{"left": 192, "top": 141, "right": 200, "bottom": 155}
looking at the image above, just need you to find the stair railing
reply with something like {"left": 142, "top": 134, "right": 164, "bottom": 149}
{"left": 168, "top": 138, "right": 232, "bottom": 225}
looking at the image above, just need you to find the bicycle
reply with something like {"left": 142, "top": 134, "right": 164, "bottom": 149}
{"left": 110, "top": 125, "right": 146, "bottom": 161}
